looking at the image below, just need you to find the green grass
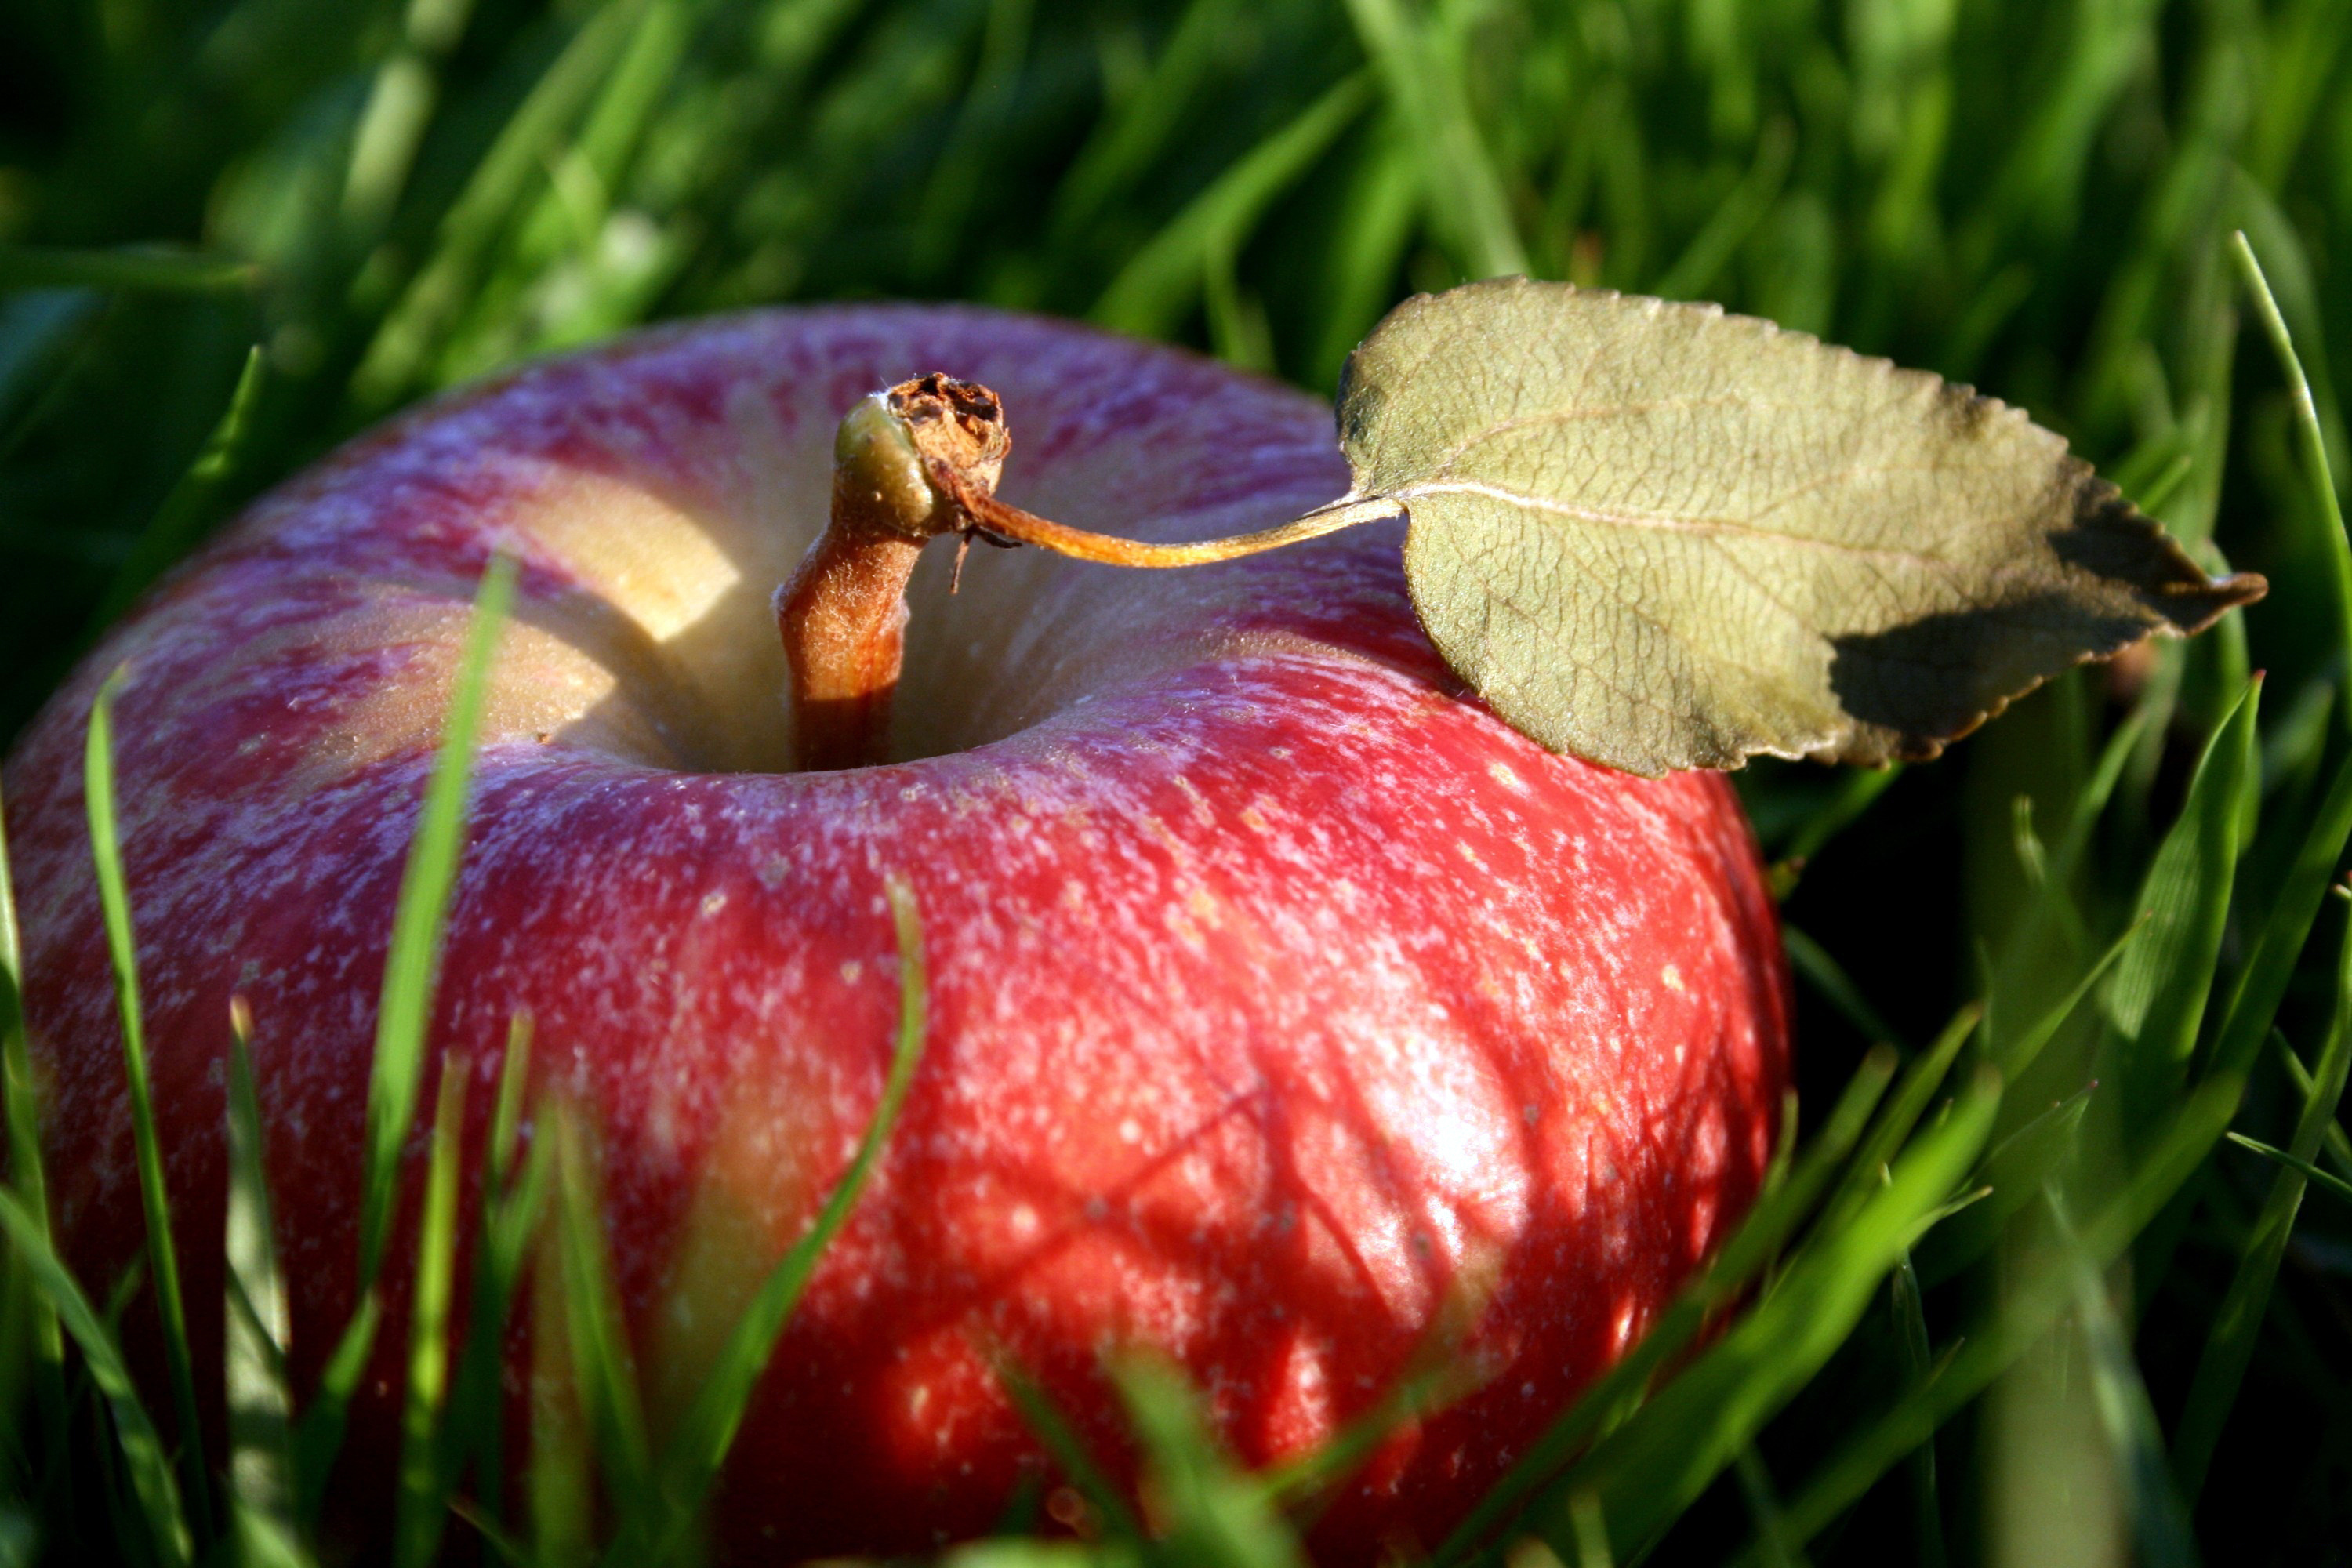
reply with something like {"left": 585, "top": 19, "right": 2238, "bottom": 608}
{"left": 3, "top": 0, "right": 2351, "bottom": 1563}
{"left": 84, "top": 666, "right": 212, "bottom": 1545}
{"left": 223, "top": 998, "right": 301, "bottom": 1568}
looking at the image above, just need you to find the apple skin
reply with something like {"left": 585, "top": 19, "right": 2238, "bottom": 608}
{"left": 3, "top": 307, "right": 1790, "bottom": 1561}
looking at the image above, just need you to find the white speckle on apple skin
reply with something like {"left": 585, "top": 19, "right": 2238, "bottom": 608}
{"left": 4, "top": 306, "right": 1788, "bottom": 1563}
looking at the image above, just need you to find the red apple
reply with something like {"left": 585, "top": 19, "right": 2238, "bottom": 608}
{"left": 3, "top": 306, "right": 1790, "bottom": 1561}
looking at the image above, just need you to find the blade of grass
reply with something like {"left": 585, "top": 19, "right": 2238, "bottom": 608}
{"left": 619, "top": 873, "right": 934, "bottom": 1563}
{"left": 394, "top": 1055, "right": 469, "bottom": 1568}
{"left": 2045, "top": 1189, "right": 2199, "bottom": 1568}
{"left": 2201, "top": 752, "right": 2352, "bottom": 1087}
{"left": 1731, "top": 1446, "right": 1809, "bottom": 1568}
{"left": 1812, "top": 1005, "right": 1980, "bottom": 1240}
{"left": 443, "top": 1016, "right": 543, "bottom": 1526}
{"left": 2172, "top": 901, "right": 2352, "bottom": 1498}
{"left": 2232, "top": 180, "right": 2347, "bottom": 479}
{"left": 89, "top": 1250, "right": 151, "bottom": 1561}
{"left": 1990, "top": 702, "right": 2150, "bottom": 1010}
{"left": 1200, "top": 241, "right": 1276, "bottom": 374}
{"left": 223, "top": 997, "right": 305, "bottom": 1568}
{"left": 1774, "top": 763, "right": 1904, "bottom": 873}
{"left": 2000, "top": 913, "right": 2147, "bottom": 1083}
{"left": 0, "top": 297, "right": 110, "bottom": 474}
{"left": 304, "top": 548, "right": 514, "bottom": 1515}
{"left": 2134, "top": 452, "right": 2198, "bottom": 517}
{"left": 85, "top": 664, "right": 214, "bottom": 1545}
{"left": 1255, "top": 1347, "right": 1477, "bottom": 1515}
{"left": 946, "top": 1539, "right": 1142, "bottom": 1568}
{"left": 1111, "top": 1354, "right": 1306, "bottom": 1568}
{"left": 359, "top": 550, "right": 516, "bottom": 1284}
{"left": 1651, "top": 118, "right": 1793, "bottom": 303}
{"left": 437, "top": 0, "right": 702, "bottom": 377}
{"left": 1543, "top": 1065, "right": 2002, "bottom": 1562}
{"left": 550, "top": 1107, "right": 654, "bottom": 1522}
{"left": 528, "top": 1165, "right": 592, "bottom": 1568}
{"left": 1091, "top": 71, "right": 1373, "bottom": 340}
{"left": 992, "top": 1462, "right": 1046, "bottom": 1537}
{"left": 486, "top": 1014, "right": 532, "bottom": 1198}
{"left": 2069, "top": 7, "right": 2241, "bottom": 461}
{"left": 2101, "top": 675, "right": 2261, "bottom": 1142}
{"left": 448, "top": 1494, "right": 530, "bottom": 1567}
{"left": 1340, "top": 0, "right": 1526, "bottom": 278}
{"left": 1563, "top": 1491, "right": 1610, "bottom": 1568}
{"left": 339, "top": 0, "right": 483, "bottom": 238}
{"left": 913, "top": 0, "right": 1035, "bottom": 274}
{"left": 0, "top": 287, "right": 97, "bottom": 434}
{"left": 295, "top": 1297, "right": 384, "bottom": 1520}
{"left": 350, "top": 0, "right": 653, "bottom": 407}
{"left": 103, "top": 1254, "right": 145, "bottom": 1334}
{"left": 448, "top": 1495, "right": 529, "bottom": 1568}
{"left": 1304, "top": 118, "right": 1421, "bottom": 391}
{"left": 2124, "top": 684, "right": 2315, "bottom": 1312}
{"left": 91, "top": 345, "right": 267, "bottom": 630}
{"left": 0, "top": 1189, "right": 191, "bottom": 1568}
{"left": 1781, "top": 927, "right": 1903, "bottom": 1048}
{"left": 2230, "top": 232, "right": 2351, "bottom": 677}
{"left": 0, "top": 244, "right": 258, "bottom": 295}
{"left": 992, "top": 1352, "right": 1145, "bottom": 1544}
{"left": 1051, "top": 0, "right": 1246, "bottom": 238}
{"left": 2005, "top": 793, "right": 2089, "bottom": 955}
{"left": 1886, "top": 1252, "right": 1944, "bottom": 1568}
{"left": 1744, "top": 1073, "right": 2243, "bottom": 1564}
{"left": 2226, "top": 1132, "right": 2352, "bottom": 1207}
{"left": 2256, "top": 679, "right": 2333, "bottom": 824}
{"left": 448, "top": 1116, "right": 551, "bottom": 1530}
{"left": 0, "top": 1503, "right": 32, "bottom": 1568}
{"left": 0, "top": 772, "right": 64, "bottom": 1448}
{"left": 1432, "top": 1049, "right": 1898, "bottom": 1568}
{"left": 2265, "top": 1032, "right": 2352, "bottom": 1175}
{"left": 2248, "top": 0, "right": 2352, "bottom": 180}
{"left": 1916, "top": 1081, "right": 2099, "bottom": 1286}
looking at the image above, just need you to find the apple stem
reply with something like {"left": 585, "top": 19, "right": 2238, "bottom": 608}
{"left": 927, "top": 466, "right": 1402, "bottom": 568}
{"left": 775, "top": 526, "right": 925, "bottom": 772}
{"left": 779, "top": 375, "right": 1395, "bottom": 771}
{"left": 779, "top": 376, "right": 1012, "bottom": 771}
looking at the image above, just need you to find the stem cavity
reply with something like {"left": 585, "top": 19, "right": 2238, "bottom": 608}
{"left": 775, "top": 376, "right": 1007, "bottom": 773}
{"left": 776, "top": 374, "right": 1391, "bottom": 771}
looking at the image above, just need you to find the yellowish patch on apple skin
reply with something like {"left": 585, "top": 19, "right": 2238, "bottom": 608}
{"left": 1661, "top": 964, "right": 1686, "bottom": 993}
{"left": 529, "top": 470, "right": 745, "bottom": 645}
{"left": 650, "top": 1044, "right": 831, "bottom": 1431}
